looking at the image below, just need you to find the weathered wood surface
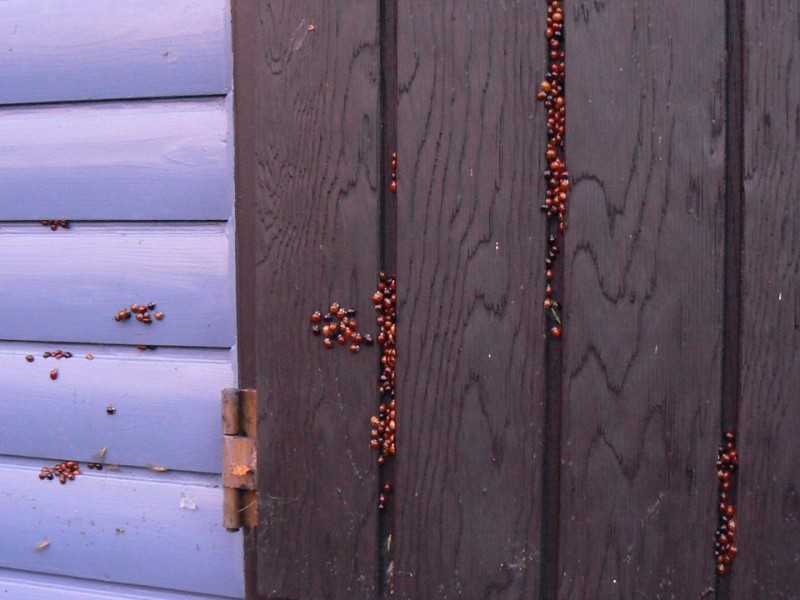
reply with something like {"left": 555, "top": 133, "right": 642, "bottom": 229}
{"left": 0, "top": 99, "right": 232, "bottom": 221}
{"left": 245, "top": 1, "right": 380, "bottom": 597}
{"left": 0, "top": 464, "right": 243, "bottom": 598}
{"left": 0, "top": 568, "right": 236, "bottom": 600}
{"left": 0, "top": 344, "right": 234, "bottom": 474}
{"left": 0, "top": 0, "right": 231, "bottom": 105}
{"left": 392, "top": 1, "right": 545, "bottom": 597}
{"left": 0, "top": 224, "right": 235, "bottom": 347}
{"left": 733, "top": 2, "right": 800, "bottom": 597}
{"left": 558, "top": 2, "right": 725, "bottom": 597}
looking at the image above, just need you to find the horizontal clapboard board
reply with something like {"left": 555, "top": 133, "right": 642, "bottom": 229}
{"left": 0, "top": 344, "right": 234, "bottom": 474}
{"left": 0, "top": 0, "right": 231, "bottom": 105}
{"left": 0, "top": 568, "right": 236, "bottom": 600}
{"left": 0, "top": 224, "right": 235, "bottom": 347}
{"left": 0, "top": 99, "right": 232, "bottom": 220}
{"left": 0, "top": 464, "right": 243, "bottom": 598}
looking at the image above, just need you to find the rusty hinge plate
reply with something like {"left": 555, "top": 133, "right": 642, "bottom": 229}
{"left": 221, "top": 387, "right": 257, "bottom": 531}
{"left": 222, "top": 435, "right": 256, "bottom": 489}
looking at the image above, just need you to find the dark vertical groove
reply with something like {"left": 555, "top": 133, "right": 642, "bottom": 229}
{"left": 378, "top": 0, "right": 398, "bottom": 598}
{"left": 231, "top": 1, "right": 259, "bottom": 597}
{"left": 722, "top": 0, "right": 744, "bottom": 436}
{"left": 540, "top": 333, "right": 564, "bottom": 600}
{"left": 718, "top": 0, "right": 744, "bottom": 596}
{"left": 379, "top": 0, "right": 398, "bottom": 273}
{"left": 539, "top": 27, "right": 566, "bottom": 600}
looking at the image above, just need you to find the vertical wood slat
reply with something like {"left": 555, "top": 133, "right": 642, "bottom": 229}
{"left": 394, "top": 2, "right": 545, "bottom": 598}
{"left": 558, "top": 2, "right": 726, "bottom": 597}
{"left": 231, "top": 0, "right": 260, "bottom": 592}
{"left": 248, "top": 1, "right": 380, "bottom": 598}
{"left": 733, "top": 1, "right": 800, "bottom": 596}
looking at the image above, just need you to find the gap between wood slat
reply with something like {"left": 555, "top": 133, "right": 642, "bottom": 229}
{"left": 379, "top": 0, "right": 399, "bottom": 273}
{"left": 539, "top": 336, "right": 563, "bottom": 600}
{"left": 0, "top": 455, "right": 223, "bottom": 484}
{"left": 718, "top": 0, "right": 744, "bottom": 597}
{"left": 539, "top": 19, "right": 567, "bottom": 600}
{"left": 721, "top": 0, "right": 744, "bottom": 436}
{"left": 0, "top": 94, "right": 230, "bottom": 111}
{"left": 0, "top": 222, "right": 230, "bottom": 233}
{"left": 0, "top": 340, "right": 235, "bottom": 357}
{"left": 378, "top": 0, "right": 398, "bottom": 596}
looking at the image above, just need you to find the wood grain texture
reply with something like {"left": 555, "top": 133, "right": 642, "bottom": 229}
{"left": 0, "top": 0, "right": 231, "bottom": 105}
{"left": 0, "top": 464, "right": 243, "bottom": 598}
{"left": 0, "top": 224, "right": 235, "bottom": 348}
{"left": 558, "top": 2, "right": 726, "bottom": 597}
{"left": 247, "top": 1, "right": 380, "bottom": 597}
{"left": 733, "top": 2, "right": 800, "bottom": 597}
{"left": 0, "top": 343, "right": 234, "bottom": 474}
{"left": 0, "top": 568, "right": 236, "bottom": 600}
{"left": 393, "top": 2, "right": 545, "bottom": 597}
{"left": 0, "top": 99, "right": 232, "bottom": 221}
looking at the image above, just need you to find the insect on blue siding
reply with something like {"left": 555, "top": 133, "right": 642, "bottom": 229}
{"left": 0, "top": 1, "right": 244, "bottom": 599}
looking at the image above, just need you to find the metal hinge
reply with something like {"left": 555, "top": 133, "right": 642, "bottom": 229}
{"left": 221, "top": 387, "right": 257, "bottom": 531}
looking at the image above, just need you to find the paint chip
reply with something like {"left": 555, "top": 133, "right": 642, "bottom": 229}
{"left": 180, "top": 494, "right": 197, "bottom": 511}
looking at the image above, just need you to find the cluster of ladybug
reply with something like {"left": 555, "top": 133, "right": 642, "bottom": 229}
{"left": 39, "top": 461, "right": 81, "bottom": 485}
{"left": 114, "top": 302, "right": 164, "bottom": 325}
{"left": 40, "top": 219, "right": 70, "bottom": 231}
{"left": 41, "top": 349, "right": 73, "bottom": 360}
{"left": 535, "top": 0, "right": 567, "bottom": 339}
{"left": 25, "top": 349, "right": 79, "bottom": 380}
{"left": 310, "top": 304, "right": 373, "bottom": 353}
{"left": 715, "top": 431, "right": 739, "bottom": 575}
{"left": 309, "top": 277, "right": 397, "bottom": 510}
{"left": 371, "top": 273, "right": 397, "bottom": 510}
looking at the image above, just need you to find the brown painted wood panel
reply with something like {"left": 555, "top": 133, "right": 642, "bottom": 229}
{"left": 234, "top": 2, "right": 800, "bottom": 598}
{"left": 241, "top": 1, "right": 380, "bottom": 598}
{"left": 392, "top": 2, "right": 546, "bottom": 597}
{"left": 733, "top": 2, "right": 800, "bottom": 597}
{"left": 558, "top": 2, "right": 726, "bottom": 597}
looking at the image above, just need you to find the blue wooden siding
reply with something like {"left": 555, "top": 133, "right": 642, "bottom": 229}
{"left": 0, "top": 345, "right": 235, "bottom": 474}
{"left": 0, "top": 224, "right": 235, "bottom": 347}
{"left": 0, "top": 99, "right": 233, "bottom": 220}
{"left": 0, "top": 464, "right": 243, "bottom": 598}
{"left": 0, "top": 1, "right": 242, "bottom": 598}
{"left": 0, "top": 0, "right": 231, "bottom": 105}
{"left": 0, "top": 568, "right": 232, "bottom": 600}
